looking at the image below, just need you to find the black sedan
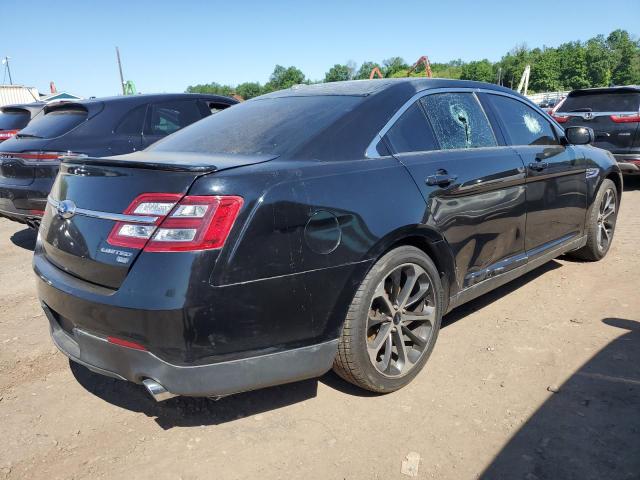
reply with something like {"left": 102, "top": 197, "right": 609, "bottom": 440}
{"left": 0, "top": 93, "right": 237, "bottom": 227}
{"left": 34, "top": 79, "right": 622, "bottom": 401}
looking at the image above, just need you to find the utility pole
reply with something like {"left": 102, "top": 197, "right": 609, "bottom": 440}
{"left": 115, "top": 47, "right": 125, "bottom": 95}
{"left": 2, "top": 56, "right": 13, "bottom": 85}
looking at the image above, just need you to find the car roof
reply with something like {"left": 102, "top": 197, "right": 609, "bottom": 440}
{"left": 63, "top": 93, "right": 237, "bottom": 107}
{"left": 260, "top": 78, "right": 519, "bottom": 99}
{"left": 568, "top": 86, "right": 640, "bottom": 96}
{"left": 0, "top": 101, "right": 46, "bottom": 113}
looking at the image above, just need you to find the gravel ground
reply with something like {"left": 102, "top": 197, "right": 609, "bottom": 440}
{"left": 1, "top": 178, "right": 639, "bottom": 480}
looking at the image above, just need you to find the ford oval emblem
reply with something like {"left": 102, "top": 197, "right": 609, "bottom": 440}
{"left": 57, "top": 200, "right": 76, "bottom": 219}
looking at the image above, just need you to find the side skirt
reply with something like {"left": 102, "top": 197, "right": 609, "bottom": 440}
{"left": 446, "top": 234, "right": 587, "bottom": 313}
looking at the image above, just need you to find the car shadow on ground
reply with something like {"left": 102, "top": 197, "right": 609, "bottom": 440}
{"left": 70, "top": 260, "right": 565, "bottom": 428}
{"left": 10, "top": 227, "right": 37, "bottom": 251}
{"left": 480, "top": 317, "right": 640, "bottom": 479}
{"left": 623, "top": 175, "right": 640, "bottom": 191}
{"left": 70, "top": 360, "right": 321, "bottom": 430}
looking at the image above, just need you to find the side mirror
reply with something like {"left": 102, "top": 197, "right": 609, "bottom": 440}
{"left": 565, "top": 126, "right": 594, "bottom": 145}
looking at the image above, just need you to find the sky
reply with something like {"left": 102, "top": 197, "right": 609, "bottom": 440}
{"left": 2, "top": 0, "right": 639, "bottom": 98}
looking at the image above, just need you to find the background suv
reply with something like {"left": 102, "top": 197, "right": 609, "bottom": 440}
{"left": 553, "top": 86, "right": 640, "bottom": 174}
{"left": 0, "top": 93, "right": 237, "bottom": 227}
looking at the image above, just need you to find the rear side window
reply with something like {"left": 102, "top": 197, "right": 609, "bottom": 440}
{"left": 145, "top": 100, "right": 202, "bottom": 136}
{"left": 558, "top": 92, "right": 640, "bottom": 112}
{"left": 17, "top": 107, "right": 87, "bottom": 139}
{"left": 0, "top": 109, "right": 31, "bottom": 130}
{"left": 384, "top": 102, "right": 437, "bottom": 154}
{"left": 116, "top": 105, "right": 147, "bottom": 135}
{"left": 421, "top": 93, "right": 496, "bottom": 150}
{"left": 487, "top": 94, "right": 559, "bottom": 146}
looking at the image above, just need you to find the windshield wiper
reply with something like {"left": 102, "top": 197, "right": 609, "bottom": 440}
{"left": 15, "top": 133, "right": 43, "bottom": 139}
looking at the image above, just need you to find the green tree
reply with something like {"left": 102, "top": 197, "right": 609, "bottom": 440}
{"left": 382, "top": 57, "right": 408, "bottom": 77}
{"left": 264, "top": 65, "right": 306, "bottom": 92}
{"left": 324, "top": 64, "right": 352, "bottom": 82}
{"left": 607, "top": 29, "right": 640, "bottom": 85}
{"left": 460, "top": 59, "right": 495, "bottom": 82}
{"left": 235, "top": 82, "right": 263, "bottom": 99}
{"left": 557, "top": 41, "right": 590, "bottom": 89}
{"left": 529, "top": 47, "right": 562, "bottom": 92}
{"left": 585, "top": 36, "right": 612, "bottom": 87}
{"left": 185, "top": 82, "right": 233, "bottom": 96}
{"left": 355, "top": 61, "right": 381, "bottom": 79}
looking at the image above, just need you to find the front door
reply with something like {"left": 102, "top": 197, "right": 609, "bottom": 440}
{"left": 481, "top": 93, "right": 587, "bottom": 255}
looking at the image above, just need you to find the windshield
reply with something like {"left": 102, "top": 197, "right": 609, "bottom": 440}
{"left": 149, "top": 95, "right": 362, "bottom": 156}
{"left": 558, "top": 92, "right": 640, "bottom": 113}
{"left": 18, "top": 108, "right": 88, "bottom": 138}
{"left": 0, "top": 110, "right": 31, "bottom": 130}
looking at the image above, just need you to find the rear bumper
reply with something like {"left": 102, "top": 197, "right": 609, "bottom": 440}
{"left": 0, "top": 178, "right": 50, "bottom": 224}
{"left": 45, "top": 303, "right": 338, "bottom": 398}
{"left": 614, "top": 154, "right": 640, "bottom": 175}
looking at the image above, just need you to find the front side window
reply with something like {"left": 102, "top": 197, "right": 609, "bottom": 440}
{"left": 421, "top": 93, "right": 496, "bottom": 150}
{"left": 488, "top": 94, "right": 559, "bottom": 146}
{"left": 383, "top": 102, "right": 437, "bottom": 154}
{"left": 145, "top": 100, "right": 202, "bottom": 136}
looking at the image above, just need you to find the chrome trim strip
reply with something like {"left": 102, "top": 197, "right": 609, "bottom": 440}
{"left": 47, "top": 196, "right": 158, "bottom": 224}
{"left": 365, "top": 86, "right": 551, "bottom": 159}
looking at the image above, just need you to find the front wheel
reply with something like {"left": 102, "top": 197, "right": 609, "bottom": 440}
{"left": 333, "top": 246, "right": 444, "bottom": 393}
{"left": 569, "top": 179, "right": 618, "bottom": 261}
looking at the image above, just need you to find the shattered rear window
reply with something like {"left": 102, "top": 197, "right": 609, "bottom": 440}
{"left": 421, "top": 93, "right": 496, "bottom": 150}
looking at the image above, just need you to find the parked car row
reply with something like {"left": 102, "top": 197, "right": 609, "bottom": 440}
{"left": 0, "top": 79, "right": 623, "bottom": 402}
{"left": 0, "top": 93, "right": 236, "bottom": 227}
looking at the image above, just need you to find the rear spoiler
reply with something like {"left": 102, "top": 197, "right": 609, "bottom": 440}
{"left": 61, "top": 151, "right": 278, "bottom": 173}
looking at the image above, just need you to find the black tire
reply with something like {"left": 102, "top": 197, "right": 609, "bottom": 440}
{"left": 568, "top": 179, "right": 618, "bottom": 261}
{"left": 333, "top": 246, "right": 444, "bottom": 393}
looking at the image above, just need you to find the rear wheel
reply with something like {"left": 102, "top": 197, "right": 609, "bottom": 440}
{"left": 569, "top": 179, "right": 618, "bottom": 261}
{"left": 333, "top": 246, "right": 443, "bottom": 393}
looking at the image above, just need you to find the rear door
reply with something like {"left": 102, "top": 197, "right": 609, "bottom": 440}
{"left": 109, "top": 104, "right": 146, "bottom": 155}
{"left": 382, "top": 91, "right": 527, "bottom": 291}
{"left": 142, "top": 99, "right": 204, "bottom": 148}
{"left": 555, "top": 90, "right": 640, "bottom": 154}
{"left": 483, "top": 93, "right": 587, "bottom": 255}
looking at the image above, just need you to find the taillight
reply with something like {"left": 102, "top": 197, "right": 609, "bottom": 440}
{"left": 610, "top": 113, "right": 640, "bottom": 123}
{"left": 0, "top": 151, "right": 84, "bottom": 164}
{"left": 0, "top": 129, "right": 18, "bottom": 140}
{"left": 107, "top": 193, "right": 243, "bottom": 252}
{"left": 552, "top": 114, "right": 569, "bottom": 123}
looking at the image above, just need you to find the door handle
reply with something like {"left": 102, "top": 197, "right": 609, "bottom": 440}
{"left": 528, "top": 161, "right": 548, "bottom": 171}
{"left": 426, "top": 170, "right": 458, "bottom": 187}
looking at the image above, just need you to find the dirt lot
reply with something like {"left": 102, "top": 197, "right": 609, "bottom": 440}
{"left": 1, "top": 179, "right": 639, "bottom": 480}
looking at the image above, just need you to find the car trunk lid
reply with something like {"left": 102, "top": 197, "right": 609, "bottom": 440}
{"left": 39, "top": 152, "right": 275, "bottom": 289}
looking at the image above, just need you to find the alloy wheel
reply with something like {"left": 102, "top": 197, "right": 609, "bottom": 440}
{"left": 597, "top": 188, "right": 616, "bottom": 252}
{"left": 366, "top": 263, "right": 436, "bottom": 377}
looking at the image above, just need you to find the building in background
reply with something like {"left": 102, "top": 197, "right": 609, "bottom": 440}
{"left": 0, "top": 85, "right": 40, "bottom": 107}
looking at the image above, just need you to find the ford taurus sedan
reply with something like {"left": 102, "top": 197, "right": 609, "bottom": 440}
{"left": 34, "top": 79, "right": 622, "bottom": 401}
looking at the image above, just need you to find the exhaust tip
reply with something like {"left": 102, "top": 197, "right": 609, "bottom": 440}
{"left": 142, "top": 378, "right": 177, "bottom": 402}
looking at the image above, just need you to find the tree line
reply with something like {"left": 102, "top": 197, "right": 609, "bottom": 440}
{"left": 186, "top": 29, "right": 640, "bottom": 99}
